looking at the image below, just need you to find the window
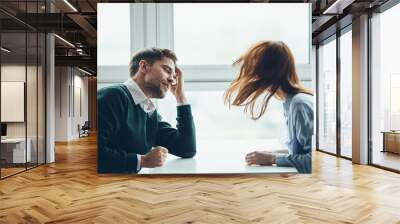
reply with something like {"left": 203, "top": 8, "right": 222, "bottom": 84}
{"left": 390, "top": 74, "right": 400, "bottom": 130}
{"left": 340, "top": 29, "right": 352, "bottom": 158}
{"left": 371, "top": 3, "right": 400, "bottom": 171}
{"left": 98, "top": 4, "right": 131, "bottom": 66}
{"left": 318, "top": 38, "right": 337, "bottom": 154}
{"left": 156, "top": 3, "right": 312, "bottom": 144}
{"left": 173, "top": 3, "right": 310, "bottom": 65}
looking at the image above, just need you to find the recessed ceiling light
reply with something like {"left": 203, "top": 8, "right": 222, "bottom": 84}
{"left": 54, "top": 34, "right": 75, "bottom": 48}
{"left": 322, "top": 0, "right": 354, "bottom": 15}
{"left": 63, "top": 0, "right": 78, "bottom": 12}
{"left": 1, "top": 47, "right": 11, "bottom": 53}
{"left": 78, "top": 67, "right": 92, "bottom": 76}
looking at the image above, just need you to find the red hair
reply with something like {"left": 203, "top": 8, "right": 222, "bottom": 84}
{"left": 224, "top": 41, "right": 313, "bottom": 120}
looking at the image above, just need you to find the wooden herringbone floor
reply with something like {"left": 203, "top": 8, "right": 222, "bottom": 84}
{"left": 1, "top": 135, "right": 400, "bottom": 224}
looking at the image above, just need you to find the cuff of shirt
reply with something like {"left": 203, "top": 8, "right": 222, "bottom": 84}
{"left": 137, "top": 154, "right": 141, "bottom": 171}
{"left": 177, "top": 101, "right": 189, "bottom": 106}
{"left": 275, "top": 154, "right": 293, "bottom": 167}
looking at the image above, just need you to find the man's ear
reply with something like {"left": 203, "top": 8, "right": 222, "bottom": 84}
{"left": 138, "top": 60, "right": 148, "bottom": 73}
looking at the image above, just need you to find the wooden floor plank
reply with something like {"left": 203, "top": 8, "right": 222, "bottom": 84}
{"left": 1, "top": 135, "right": 400, "bottom": 223}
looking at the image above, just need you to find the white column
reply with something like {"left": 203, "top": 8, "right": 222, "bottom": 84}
{"left": 46, "top": 33, "right": 55, "bottom": 163}
{"left": 352, "top": 14, "right": 369, "bottom": 164}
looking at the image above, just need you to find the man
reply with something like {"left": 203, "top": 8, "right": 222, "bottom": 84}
{"left": 97, "top": 48, "right": 196, "bottom": 173}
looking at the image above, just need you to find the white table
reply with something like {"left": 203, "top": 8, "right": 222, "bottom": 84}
{"left": 1, "top": 138, "right": 31, "bottom": 163}
{"left": 139, "top": 139, "right": 297, "bottom": 174}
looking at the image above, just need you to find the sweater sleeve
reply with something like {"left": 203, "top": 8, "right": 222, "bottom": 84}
{"left": 155, "top": 105, "right": 196, "bottom": 158}
{"left": 276, "top": 101, "right": 313, "bottom": 174}
{"left": 276, "top": 153, "right": 312, "bottom": 173}
{"left": 97, "top": 87, "right": 139, "bottom": 173}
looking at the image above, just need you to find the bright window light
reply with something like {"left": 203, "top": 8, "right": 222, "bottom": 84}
{"left": 318, "top": 39, "right": 337, "bottom": 154}
{"left": 157, "top": 89, "right": 289, "bottom": 141}
{"left": 173, "top": 3, "right": 310, "bottom": 65}
{"left": 98, "top": 4, "right": 131, "bottom": 66}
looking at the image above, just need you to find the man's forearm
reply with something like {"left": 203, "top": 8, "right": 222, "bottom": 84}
{"left": 156, "top": 105, "right": 196, "bottom": 158}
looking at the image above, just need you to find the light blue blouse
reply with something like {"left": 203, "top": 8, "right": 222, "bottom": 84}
{"left": 275, "top": 93, "right": 314, "bottom": 173}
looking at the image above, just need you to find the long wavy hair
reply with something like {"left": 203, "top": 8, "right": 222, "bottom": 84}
{"left": 224, "top": 41, "right": 313, "bottom": 120}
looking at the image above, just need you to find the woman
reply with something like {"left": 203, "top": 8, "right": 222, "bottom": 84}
{"left": 224, "top": 41, "right": 313, "bottom": 173}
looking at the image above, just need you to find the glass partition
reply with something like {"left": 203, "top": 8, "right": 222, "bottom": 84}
{"left": 1, "top": 30, "right": 28, "bottom": 177}
{"left": 0, "top": 1, "right": 46, "bottom": 179}
{"left": 317, "top": 38, "right": 337, "bottom": 155}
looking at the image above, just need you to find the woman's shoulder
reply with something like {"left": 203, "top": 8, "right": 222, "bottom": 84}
{"left": 290, "top": 93, "right": 313, "bottom": 111}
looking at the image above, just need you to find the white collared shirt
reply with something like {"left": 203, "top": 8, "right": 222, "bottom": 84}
{"left": 124, "top": 78, "right": 156, "bottom": 115}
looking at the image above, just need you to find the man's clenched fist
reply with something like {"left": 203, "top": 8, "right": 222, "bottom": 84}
{"left": 140, "top": 146, "right": 168, "bottom": 168}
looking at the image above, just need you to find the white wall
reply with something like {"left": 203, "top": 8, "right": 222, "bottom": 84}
{"left": 1, "top": 63, "right": 46, "bottom": 164}
{"left": 55, "top": 67, "right": 70, "bottom": 141}
{"left": 72, "top": 73, "right": 89, "bottom": 138}
{"left": 1, "top": 65, "right": 38, "bottom": 138}
{"left": 1, "top": 65, "right": 26, "bottom": 137}
{"left": 55, "top": 67, "right": 89, "bottom": 141}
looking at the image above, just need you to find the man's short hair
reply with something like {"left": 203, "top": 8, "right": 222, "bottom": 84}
{"left": 129, "top": 48, "right": 177, "bottom": 77}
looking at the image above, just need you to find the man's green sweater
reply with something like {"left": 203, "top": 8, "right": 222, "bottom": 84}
{"left": 97, "top": 84, "right": 196, "bottom": 173}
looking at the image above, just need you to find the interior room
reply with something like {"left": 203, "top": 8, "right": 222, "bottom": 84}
{"left": 0, "top": 0, "right": 399, "bottom": 223}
